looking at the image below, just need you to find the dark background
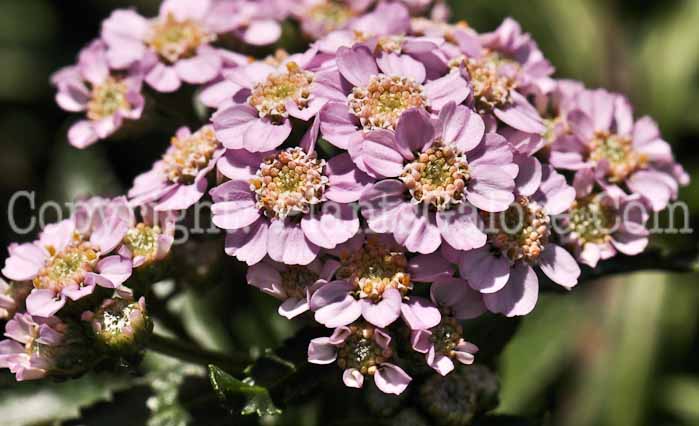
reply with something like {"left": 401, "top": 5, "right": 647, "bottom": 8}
{"left": 0, "top": 1, "right": 698, "bottom": 425}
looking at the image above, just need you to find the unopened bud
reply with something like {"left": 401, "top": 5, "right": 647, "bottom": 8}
{"left": 83, "top": 296, "right": 152, "bottom": 355}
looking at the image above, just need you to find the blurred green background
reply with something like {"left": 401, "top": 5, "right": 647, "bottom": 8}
{"left": 0, "top": 0, "right": 698, "bottom": 425}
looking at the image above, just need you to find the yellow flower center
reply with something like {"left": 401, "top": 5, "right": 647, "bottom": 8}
{"left": 567, "top": 195, "right": 616, "bottom": 245}
{"left": 456, "top": 51, "right": 518, "bottom": 112}
{"left": 148, "top": 13, "right": 213, "bottom": 63}
{"left": 337, "top": 237, "right": 411, "bottom": 302}
{"left": 162, "top": 126, "right": 219, "bottom": 185}
{"left": 401, "top": 144, "right": 470, "bottom": 210}
{"left": 348, "top": 74, "right": 428, "bottom": 130}
{"left": 589, "top": 132, "right": 648, "bottom": 182}
{"left": 484, "top": 196, "right": 550, "bottom": 264}
{"left": 248, "top": 62, "right": 315, "bottom": 122}
{"left": 375, "top": 36, "right": 405, "bottom": 54}
{"left": 336, "top": 323, "right": 391, "bottom": 376}
{"left": 33, "top": 234, "right": 99, "bottom": 292}
{"left": 308, "top": 2, "right": 354, "bottom": 33}
{"left": 250, "top": 148, "right": 328, "bottom": 219}
{"left": 123, "top": 223, "right": 163, "bottom": 265}
{"left": 87, "top": 77, "right": 130, "bottom": 121}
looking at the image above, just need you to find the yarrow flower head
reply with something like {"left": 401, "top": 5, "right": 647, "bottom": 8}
{"left": 358, "top": 106, "right": 516, "bottom": 254}
{"left": 403, "top": 277, "right": 483, "bottom": 375}
{"left": 129, "top": 125, "right": 224, "bottom": 211}
{"left": 309, "top": 233, "right": 455, "bottom": 328}
{"left": 308, "top": 322, "right": 412, "bottom": 395}
{"left": 210, "top": 147, "right": 372, "bottom": 266}
{"left": 291, "top": 0, "right": 369, "bottom": 40}
{"left": 101, "top": 0, "right": 239, "bottom": 92}
{"left": 51, "top": 40, "right": 144, "bottom": 149}
{"left": 212, "top": 48, "right": 328, "bottom": 152}
{"left": 317, "top": 44, "right": 469, "bottom": 149}
{"left": 247, "top": 257, "right": 338, "bottom": 319}
{"left": 559, "top": 170, "right": 650, "bottom": 267}
{"left": 550, "top": 89, "right": 689, "bottom": 211}
{"left": 452, "top": 165, "right": 581, "bottom": 317}
{"left": 0, "top": 314, "right": 92, "bottom": 381}
{"left": 2, "top": 199, "right": 133, "bottom": 318}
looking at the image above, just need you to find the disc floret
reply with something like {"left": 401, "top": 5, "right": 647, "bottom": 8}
{"left": 248, "top": 62, "right": 315, "bottom": 122}
{"left": 461, "top": 52, "right": 518, "bottom": 112}
{"left": 148, "top": 13, "right": 213, "bottom": 63}
{"left": 348, "top": 74, "right": 428, "bottom": 130}
{"left": 567, "top": 195, "right": 616, "bottom": 245}
{"left": 589, "top": 132, "right": 648, "bottom": 182}
{"left": 401, "top": 144, "right": 470, "bottom": 210}
{"left": 337, "top": 323, "right": 392, "bottom": 376}
{"left": 162, "top": 126, "right": 219, "bottom": 185}
{"left": 87, "top": 77, "right": 131, "bottom": 121}
{"left": 33, "top": 234, "right": 99, "bottom": 292}
{"left": 337, "top": 237, "right": 411, "bottom": 302}
{"left": 250, "top": 148, "right": 328, "bottom": 219}
{"left": 485, "top": 196, "right": 550, "bottom": 264}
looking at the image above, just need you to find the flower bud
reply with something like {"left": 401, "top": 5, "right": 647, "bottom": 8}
{"left": 419, "top": 365, "right": 499, "bottom": 426}
{"left": 83, "top": 296, "right": 152, "bottom": 355}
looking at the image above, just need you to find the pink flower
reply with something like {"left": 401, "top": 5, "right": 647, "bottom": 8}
{"left": 0, "top": 278, "right": 32, "bottom": 320}
{"left": 291, "top": 0, "right": 372, "bottom": 40}
{"left": 451, "top": 165, "right": 580, "bottom": 317}
{"left": 101, "top": 0, "right": 235, "bottom": 92}
{"left": 309, "top": 233, "right": 455, "bottom": 328}
{"left": 210, "top": 147, "right": 373, "bottom": 266}
{"left": 549, "top": 89, "right": 690, "bottom": 211}
{"left": 117, "top": 206, "right": 177, "bottom": 269}
{"left": 559, "top": 170, "right": 650, "bottom": 268}
{"left": 403, "top": 277, "right": 482, "bottom": 375}
{"left": 0, "top": 313, "right": 67, "bottom": 381}
{"left": 129, "top": 125, "right": 224, "bottom": 211}
{"left": 247, "top": 257, "right": 339, "bottom": 319}
{"left": 1, "top": 203, "right": 133, "bottom": 317}
{"left": 308, "top": 323, "right": 412, "bottom": 395}
{"left": 211, "top": 48, "right": 328, "bottom": 152}
{"left": 317, "top": 43, "right": 470, "bottom": 149}
{"left": 358, "top": 106, "right": 516, "bottom": 254}
{"left": 51, "top": 40, "right": 144, "bottom": 149}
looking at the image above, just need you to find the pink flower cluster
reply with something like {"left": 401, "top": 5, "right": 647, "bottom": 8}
{"left": 7, "top": 0, "right": 688, "bottom": 394}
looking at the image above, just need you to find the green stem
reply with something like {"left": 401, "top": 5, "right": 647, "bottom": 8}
{"left": 148, "top": 333, "right": 251, "bottom": 374}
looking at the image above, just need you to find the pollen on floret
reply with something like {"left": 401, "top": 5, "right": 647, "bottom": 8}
{"left": 250, "top": 148, "right": 328, "bottom": 219}
{"left": 337, "top": 237, "right": 411, "bottom": 302}
{"left": 248, "top": 61, "right": 315, "bottom": 122}
{"left": 589, "top": 132, "right": 648, "bottom": 182}
{"left": 123, "top": 223, "right": 163, "bottom": 265}
{"left": 401, "top": 144, "right": 470, "bottom": 210}
{"left": 162, "top": 126, "right": 219, "bottom": 185}
{"left": 375, "top": 36, "right": 406, "bottom": 54}
{"left": 567, "top": 194, "right": 616, "bottom": 245}
{"left": 33, "top": 235, "right": 99, "bottom": 292}
{"left": 484, "top": 195, "right": 550, "bottom": 264}
{"left": 454, "top": 51, "right": 518, "bottom": 113}
{"left": 337, "top": 323, "right": 392, "bottom": 376}
{"left": 86, "top": 77, "right": 131, "bottom": 121}
{"left": 348, "top": 74, "right": 429, "bottom": 130}
{"left": 147, "top": 13, "right": 214, "bottom": 63}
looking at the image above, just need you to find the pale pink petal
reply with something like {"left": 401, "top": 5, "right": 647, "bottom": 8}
{"left": 458, "top": 247, "right": 510, "bottom": 293}
{"left": 267, "top": 221, "right": 320, "bottom": 265}
{"left": 374, "top": 363, "right": 411, "bottom": 395}
{"left": 301, "top": 204, "right": 359, "bottom": 249}
{"left": 307, "top": 337, "right": 337, "bottom": 364}
{"left": 343, "top": 368, "right": 365, "bottom": 388}
{"left": 25, "top": 290, "right": 65, "bottom": 318}
{"left": 400, "top": 297, "right": 441, "bottom": 330}
{"left": 483, "top": 263, "right": 538, "bottom": 317}
{"left": 224, "top": 219, "right": 269, "bottom": 265}
{"left": 360, "top": 288, "right": 402, "bottom": 328}
{"left": 336, "top": 45, "right": 378, "bottom": 87}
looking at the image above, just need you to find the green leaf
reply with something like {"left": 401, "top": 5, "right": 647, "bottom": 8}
{"left": 208, "top": 365, "right": 282, "bottom": 417}
{"left": 0, "top": 373, "right": 131, "bottom": 426}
